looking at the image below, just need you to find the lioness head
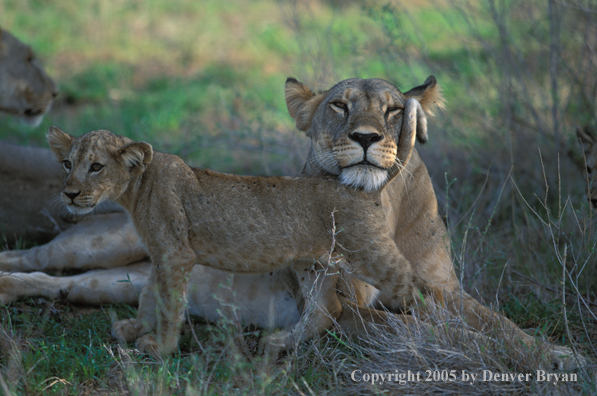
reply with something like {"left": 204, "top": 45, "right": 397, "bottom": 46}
{"left": 0, "top": 28, "right": 58, "bottom": 126}
{"left": 286, "top": 76, "right": 445, "bottom": 191}
{"left": 576, "top": 126, "right": 597, "bottom": 208}
{"left": 47, "top": 126, "right": 153, "bottom": 215}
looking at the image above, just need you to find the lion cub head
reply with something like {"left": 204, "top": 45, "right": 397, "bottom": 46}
{"left": 286, "top": 76, "right": 445, "bottom": 191}
{"left": 47, "top": 126, "right": 153, "bottom": 215}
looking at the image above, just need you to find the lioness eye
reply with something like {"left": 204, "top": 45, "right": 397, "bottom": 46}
{"left": 63, "top": 160, "right": 71, "bottom": 170}
{"left": 386, "top": 107, "right": 401, "bottom": 116}
{"left": 90, "top": 163, "right": 103, "bottom": 172}
{"left": 331, "top": 101, "right": 348, "bottom": 113}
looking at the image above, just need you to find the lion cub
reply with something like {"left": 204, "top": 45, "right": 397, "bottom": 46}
{"left": 47, "top": 104, "right": 427, "bottom": 357}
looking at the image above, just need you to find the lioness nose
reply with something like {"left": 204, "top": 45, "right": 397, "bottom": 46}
{"left": 65, "top": 191, "right": 81, "bottom": 200}
{"left": 349, "top": 132, "right": 383, "bottom": 150}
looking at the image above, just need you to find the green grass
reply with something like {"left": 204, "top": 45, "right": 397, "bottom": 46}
{"left": 3, "top": 295, "right": 594, "bottom": 395}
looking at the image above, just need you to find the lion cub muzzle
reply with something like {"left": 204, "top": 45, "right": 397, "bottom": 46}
{"left": 60, "top": 188, "right": 97, "bottom": 214}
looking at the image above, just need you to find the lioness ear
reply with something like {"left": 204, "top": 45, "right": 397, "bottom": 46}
{"left": 389, "top": 98, "right": 425, "bottom": 183}
{"left": 285, "top": 77, "right": 325, "bottom": 136}
{"left": 577, "top": 127, "right": 595, "bottom": 152}
{"left": 414, "top": 99, "right": 428, "bottom": 144}
{"left": 403, "top": 76, "right": 446, "bottom": 117}
{"left": 117, "top": 141, "right": 153, "bottom": 175}
{"left": 47, "top": 126, "right": 74, "bottom": 161}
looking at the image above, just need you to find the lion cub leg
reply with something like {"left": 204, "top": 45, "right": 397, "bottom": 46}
{"left": 260, "top": 260, "right": 342, "bottom": 358}
{"left": 116, "top": 248, "right": 196, "bottom": 358}
{"left": 112, "top": 266, "right": 160, "bottom": 344}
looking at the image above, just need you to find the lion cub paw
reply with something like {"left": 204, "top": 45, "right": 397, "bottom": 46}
{"left": 136, "top": 334, "right": 161, "bottom": 360}
{"left": 112, "top": 319, "right": 142, "bottom": 343}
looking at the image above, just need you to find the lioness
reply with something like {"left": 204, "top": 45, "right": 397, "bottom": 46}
{"left": 283, "top": 76, "right": 584, "bottom": 366}
{"left": 0, "top": 27, "right": 64, "bottom": 241}
{"left": 576, "top": 126, "right": 597, "bottom": 208}
{"left": 45, "top": 97, "right": 428, "bottom": 357}
{"left": 0, "top": 28, "right": 57, "bottom": 126}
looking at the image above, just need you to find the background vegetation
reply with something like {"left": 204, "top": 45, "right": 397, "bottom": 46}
{"left": 1, "top": 0, "right": 596, "bottom": 394}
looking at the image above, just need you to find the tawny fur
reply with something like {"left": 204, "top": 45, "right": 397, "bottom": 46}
{"left": 0, "top": 28, "right": 64, "bottom": 241}
{"left": 1, "top": 77, "right": 586, "bottom": 368}
{"left": 0, "top": 28, "right": 57, "bottom": 126}
{"left": 285, "top": 76, "right": 585, "bottom": 368}
{"left": 45, "top": 112, "right": 425, "bottom": 357}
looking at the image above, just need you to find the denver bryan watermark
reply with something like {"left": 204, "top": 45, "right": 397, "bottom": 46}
{"left": 350, "top": 369, "right": 578, "bottom": 386}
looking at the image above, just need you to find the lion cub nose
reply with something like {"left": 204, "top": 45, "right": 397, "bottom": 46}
{"left": 65, "top": 191, "right": 81, "bottom": 200}
{"left": 349, "top": 131, "right": 383, "bottom": 150}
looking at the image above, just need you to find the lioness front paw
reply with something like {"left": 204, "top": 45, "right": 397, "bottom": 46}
{"left": 136, "top": 334, "right": 161, "bottom": 360}
{"left": 0, "top": 275, "right": 19, "bottom": 305}
{"left": 112, "top": 319, "right": 141, "bottom": 343}
{"left": 550, "top": 345, "right": 588, "bottom": 370}
{"left": 259, "top": 331, "right": 293, "bottom": 360}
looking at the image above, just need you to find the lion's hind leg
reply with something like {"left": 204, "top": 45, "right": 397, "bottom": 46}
{"left": 444, "top": 288, "right": 589, "bottom": 370}
{"left": 0, "top": 262, "right": 150, "bottom": 306}
{"left": 0, "top": 213, "right": 146, "bottom": 273}
{"left": 0, "top": 271, "right": 63, "bottom": 305}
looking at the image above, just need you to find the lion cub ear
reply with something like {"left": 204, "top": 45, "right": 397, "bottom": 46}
{"left": 117, "top": 141, "right": 153, "bottom": 176}
{"left": 47, "top": 126, "right": 74, "bottom": 161}
{"left": 403, "top": 76, "right": 446, "bottom": 118}
{"left": 285, "top": 77, "right": 326, "bottom": 136}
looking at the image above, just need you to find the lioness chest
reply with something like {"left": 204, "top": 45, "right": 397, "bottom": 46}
{"left": 132, "top": 152, "right": 385, "bottom": 274}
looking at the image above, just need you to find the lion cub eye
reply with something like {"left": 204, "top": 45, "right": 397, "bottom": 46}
{"left": 330, "top": 101, "right": 348, "bottom": 114}
{"left": 63, "top": 160, "right": 72, "bottom": 170}
{"left": 90, "top": 163, "right": 104, "bottom": 173}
